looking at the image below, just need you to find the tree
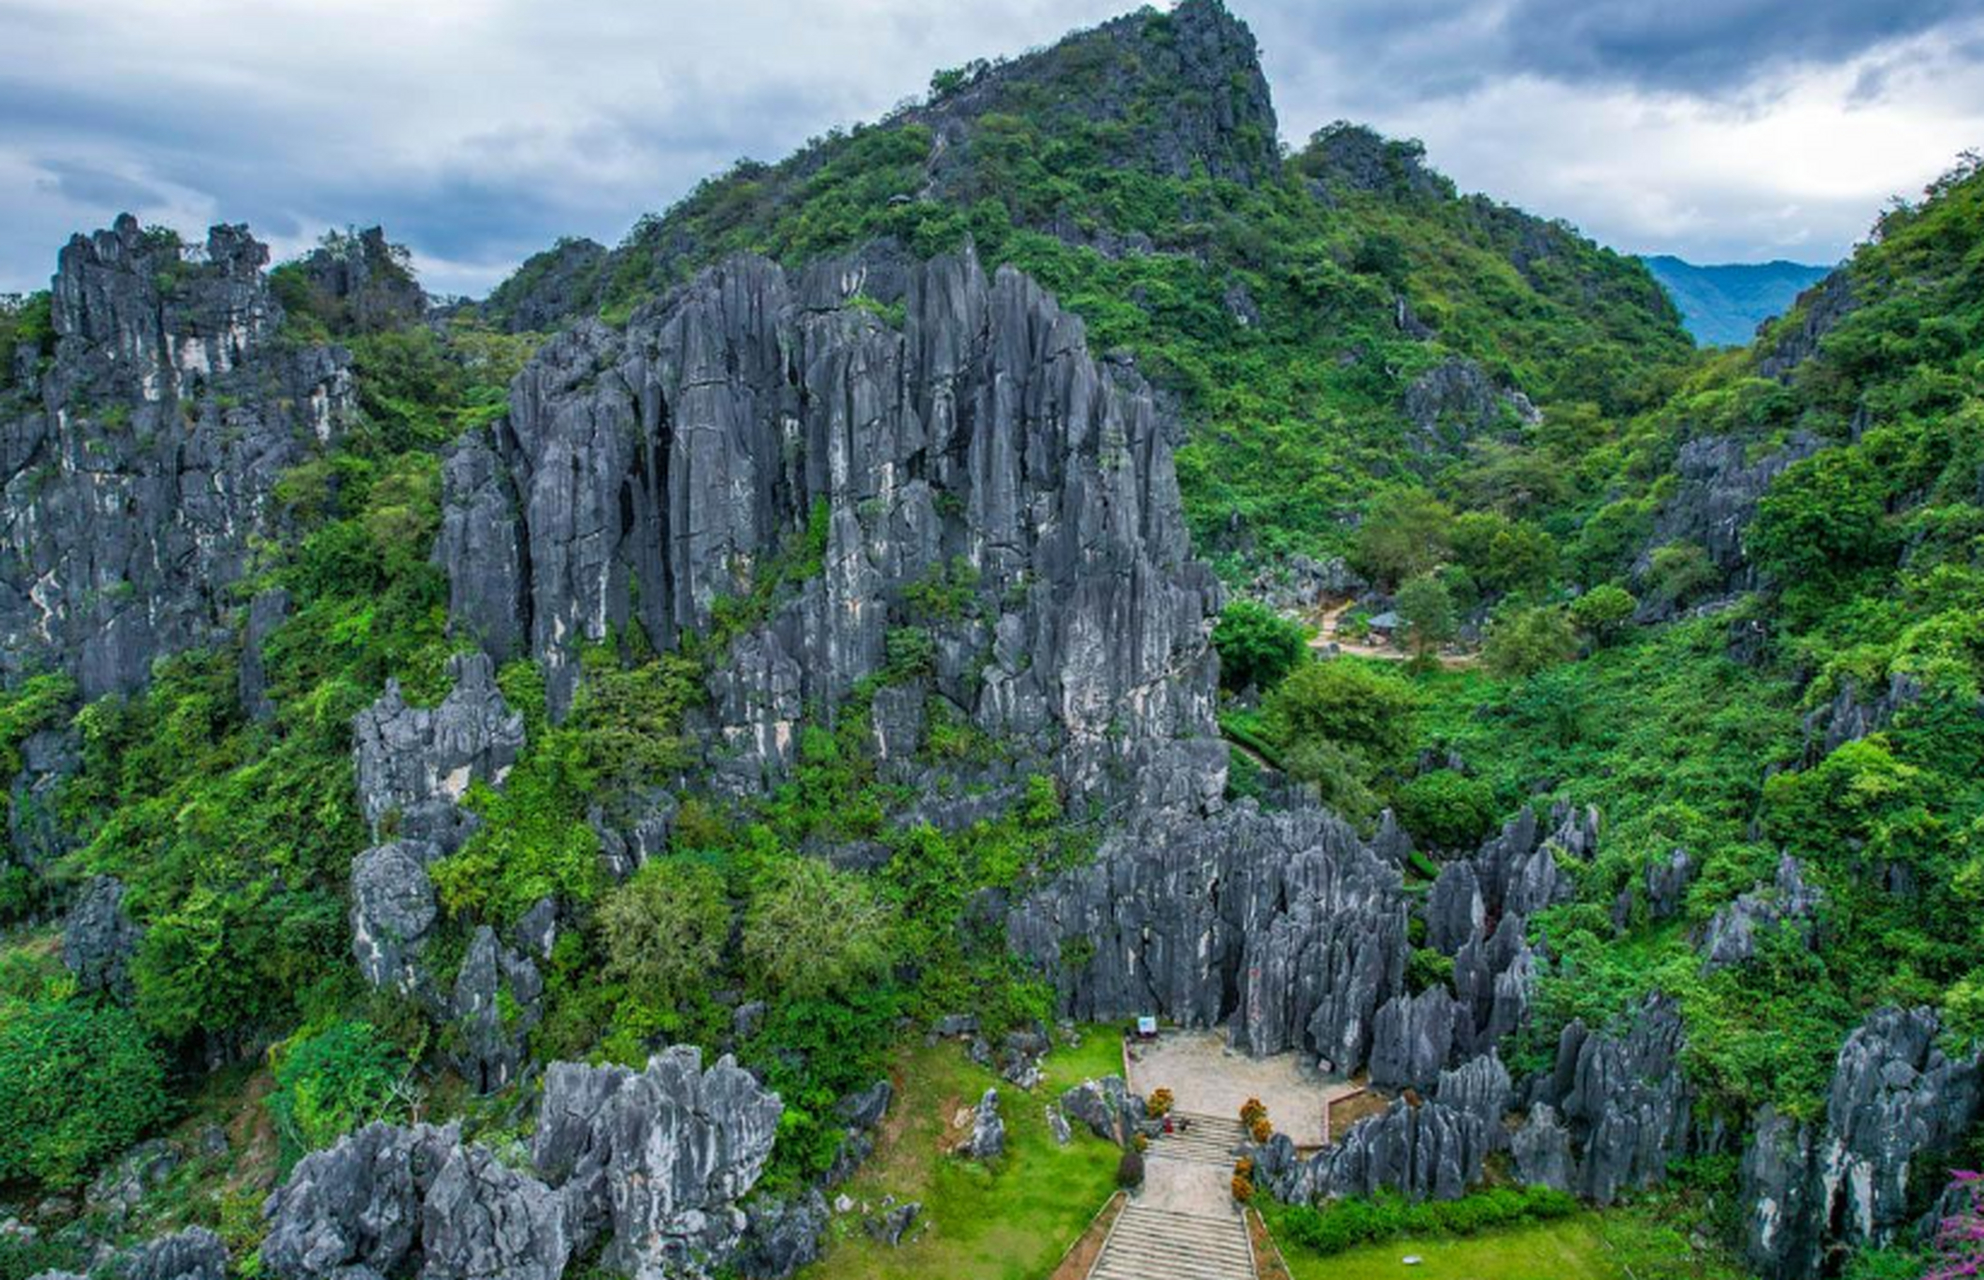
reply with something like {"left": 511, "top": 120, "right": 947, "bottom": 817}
{"left": 1751, "top": 449, "right": 1892, "bottom": 585}
{"left": 0, "top": 1000, "right": 169, "bottom": 1187}
{"left": 1482, "top": 605, "right": 1576, "bottom": 678}
{"left": 1451, "top": 512, "right": 1557, "bottom": 598}
{"left": 1213, "top": 600, "right": 1308, "bottom": 691}
{"left": 1351, "top": 490, "right": 1453, "bottom": 587}
{"left": 1262, "top": 660, "right": 1420, "bottom": 792}
{"left": 598, "top": 858, "right": 730, "bottom": 1007}
{"left": 743, "top": 856, "right": 896, "bottom": 1000}
{"left": 1569, "top": 585, "right": 1637, "bottom": 645}
{"left": 1395, "top": 573, "right": 1457, "bottom": 663}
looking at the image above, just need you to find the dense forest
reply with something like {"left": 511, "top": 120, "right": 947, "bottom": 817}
{"left": 1, "top": 4, "right": 1981, "bottom": 1280}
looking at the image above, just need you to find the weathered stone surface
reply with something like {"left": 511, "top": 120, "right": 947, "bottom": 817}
{"left": 734, "top": 1190, "right": 828, "bottom": 1279}
{"left": 238, "top": 587, "right": 292, "bottom": 722}
{"left": 0, "top": 216, "right": 353, "bottom": 699}
{"left": 261, "top": 1121, "right": 461, "bottom": 1279}
{"left": 101, "top": 1226, "right": 229, "bottom": 1280}
{"left": 865, "top": 1200, "right": 922, "bottom": 1247}
{"left": 1424, "top": 861, "right": 1483, "bottom": 956}
{"left": 8, "top": 728, "right": 77, "bottom": 875}
{"left": 1739, "top": 1007, "right": 1982, "bottom": 1278}
{"left": 1059, "top": 1076, "right": 1146, "bottom": 1145}
{"left": 349, "top": 839, "right": 442, "bottom": 996}
{"left": 484, "top": 237, "right": 609, "bottom": 334}
{"left": 1511, "top": 1104, "right": 1574, "bottom": 1192}
{"left": 1802, "top": 670, "right": 1928, "bottom": 762}
{"left": 1290, "top": 1098, "right": 1488, "bottom": 1202}
{"left": 1758, "top": 270, "right": 1854, "bottom": 381}
{"left": 62, "top": 874, "right": 141, "bottom": 999}
{"left": 1245, "top": 555, "right": 1361, "bottom": 614}
{"left": 955, "top": 1088, "right": 1005, "bottom": 1160}
{"left": 293, "top": 227, "right": 427, "bottom": 334}
{"left": 1369, "top": 988, "right": 1457, "bottom": 1092}
{"left": 1047, "top": 1106, "right": 1073, "bottom": 1145}
{"left": 1644, "top": 848, "right": 1696, "bottom": 922}
{"left": 449, "top": 926, "right": 542, "bottom": 1093}
{"left": 446, "top": 248, "right": 1224, "bottom": 813}
{"left": 1699, "top": 855, "right": 1822, "bottom": 972}
{"left": 1436, "top": 1052, "right": 1512, "bottom": 1151}
{"left": 351, "top": 652, "right": 524, "bottom": 841}
{"left": 436, "top": 436, "right": 528, "bottom": 664}
{"left": 531, "top": 1046, "right": 783, "bottom": 1278}
{"left": 1538, "top": 995, "right": 1691, "bottom": 1206}
{"left": 1401, "top": 357, "right": 1536, "bottom": 453}
{"left": 1011, "top": 801, "right": 1409, "bottom": 1074}
{"left": 835, "top": 1080, "right": 893, "bottom": 1132}
{"left": 420, "top": 1144, "right": 569, "bottom": 1280}
{"left": 1633, "top": 431, "right": 1822, "bottom": 603}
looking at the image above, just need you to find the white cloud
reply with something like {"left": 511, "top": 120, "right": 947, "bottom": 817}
{"left": 0, "top": 0, "right": 1978, "bottom": 294}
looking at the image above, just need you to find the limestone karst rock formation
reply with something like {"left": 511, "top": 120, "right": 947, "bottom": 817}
{"left": 0, "top": 215, "right": 354, "bottom": 699}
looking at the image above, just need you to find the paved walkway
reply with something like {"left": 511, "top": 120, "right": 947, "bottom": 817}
{"left": 1124, "top": 1031, "right": 1354, "bottom": 1148}
{"left": 1091, "top": 1116, "right": 1256, "bottom": 1280}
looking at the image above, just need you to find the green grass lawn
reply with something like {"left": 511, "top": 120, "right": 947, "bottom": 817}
{"left": 800, "top": 1025, "right": 1129, "bottom": 1280}
{"left": 1273, "top": 1216, "right": 1622, "bottom": 1280}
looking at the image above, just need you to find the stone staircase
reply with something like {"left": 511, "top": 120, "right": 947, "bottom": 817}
{"left": 1150, "top": 1112, "right": 1250, "bottom": 1167}
{"left": 1089, "top": 1201, "right": 1256, "bottom": 1280}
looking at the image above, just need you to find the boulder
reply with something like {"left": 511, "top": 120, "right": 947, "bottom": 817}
{"left": 1699, "top": 855, "right": 1822, "bottom": 972}
{"left": 260, "top": 1121, "right": 461, "bottom": 1278}
{"left": 62, "top": 875, "right": 142, "bottom": 1000}
{"left": 531, "top": 1046, "right": 783, "bottom": 1277}
{"left": 734, "top": 1190, "right": 829, "bottom": 1279}
{"left": 1511, "top": 1104, "right": 1575, "bottom": 1192}
{"left": 419, "top": 1144, "right": 569, "bottom": 1280}
{"left": 865, "top": 1200, "right": 922, "bottom": 1247}
{"left": 348, "top": 840, "right": 442, "bottom": 996}
{"left": 449, "top": 926, "right": 543, "bottom": 1093}
{"left": 1059, "top": 1077, "right": 1146, "bottom": 1145}
{"left": 954, "top": 1089, "right": 1005, "bottom": 1160}
{"left": 1368, "top": 988, "right": 1458, "bottom": 1092}
{"left": 351, "top": 652, "right": 524, "bottom": 841}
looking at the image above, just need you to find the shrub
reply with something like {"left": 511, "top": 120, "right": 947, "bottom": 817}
{"left": 742, "top": 855, "right": 896, "bottom": 1001}
{"left": 1231, "top": 1174, "right": 1255, "bottom": 1202}
{"left": 1148, "top": 1087, "right": 1175, "bottom": 1118}
{"left": 1250, "top": 1116, "right": 1274, "bottom": 1143}
{"left": 0, "top": 1000, "right": 170, "bottom": 1187}
{"left": 1240, "top": 1097, "right": 1267, "bottom": 1127}
{"left": 1116, "top": 1148, "right": 1146, "bottom": 1188}
{"left": 1393, "top": 770, "right": 1498, "bottom": 850}
{"left": 1261, "top": 661, "right": 1419, "bottom": 771}
{"left": 597, "top": 857, "right": 730, "bottom": 1009}
{"left": 1272, "top": 1184, "right": 1580, "bottom": 1257}
{"left": 1213, "top": 600, "right": 1308, "bottom": 691}
{"left": 1569, "top": 584, "right": 1638, "bottom": 643}
{"left": 1482, "top": 605, "right": 1576, "bottom": 678}
{"left": 269, "top": 1020, "right": 409, "bottom": 1165}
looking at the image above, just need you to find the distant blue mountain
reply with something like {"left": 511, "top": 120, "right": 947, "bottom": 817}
{"left": 1641, "top": 255, "right": 1835, "bottom": 348}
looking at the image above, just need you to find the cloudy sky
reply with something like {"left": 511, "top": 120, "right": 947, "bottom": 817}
{"left": 2, "top": 0, "right": 1981, "bottom": 297}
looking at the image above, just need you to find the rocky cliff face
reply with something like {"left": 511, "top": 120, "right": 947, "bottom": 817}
{"left": 1009, "top": 801, "right": 1408, "bottom": 1069}
{"left": 1741, "top": 1007, "right": 1982, "bottom": 1278}
{"left": 261, "top": 1046, "right": 782, "bottom": 1280}
{"left": 442, "top": 246, "right": 1223, "bottom": 806}
{"left": 0, "top": 215, "right": 352, "bottom": 699}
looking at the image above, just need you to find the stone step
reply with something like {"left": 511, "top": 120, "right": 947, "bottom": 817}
{"left": 1089, "top": 1200, "right": 1255, "bottom": 1280}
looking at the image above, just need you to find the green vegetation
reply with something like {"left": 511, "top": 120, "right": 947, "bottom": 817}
{"left": 1213, "top": 599, "right": 1308, "bottom": 691}
{"left": 0, "top": 998, "right": 170, "bottom": 1187}
{"left": 1267, "top": 1185, "right": 1580, "bottom": 1256}
{"left": 268, "top": 1019, "right": 411, "bottom": 1165}
{"left": 804, "top": 1032, "right": 1124, "bottom": 1280}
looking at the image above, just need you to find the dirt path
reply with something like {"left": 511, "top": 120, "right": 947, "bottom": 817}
{"left": 1308, "top": 599, "right": 1478, "bottom": 670}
